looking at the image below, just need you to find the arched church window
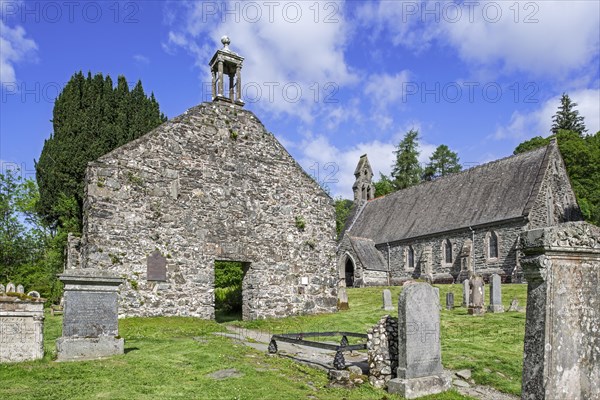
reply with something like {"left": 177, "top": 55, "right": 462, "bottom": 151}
{"left": 444, "top": 239, "right": 452, "bottom": 264}
{"left": 407, "top": 246, "right": 415, "bottom": 270}
{"left": 488, "top": 231, "right": 499, "bottom": 259}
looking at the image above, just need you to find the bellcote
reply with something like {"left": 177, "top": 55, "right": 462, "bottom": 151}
{"left": 353, "top": 154, "right": 375, "bottom": 203}
{"left": 209, "top": 36, "right": 244, "bottom": 107}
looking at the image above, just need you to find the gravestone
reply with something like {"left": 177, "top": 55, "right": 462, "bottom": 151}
{"left": 147, "top": 250, "right": 167, "bottom": 281}
{"left": 6, "top": 283, "right": 15, "bottom": 293}
{"left": 507, "top": 299, "right": 520, "bottom": 312}
{"left": 382, "top": 289, "right": 394, "bottom": 311}
{"left": 0, "top": 284, "right": 5, "bottom": 293}
{"left": 0, "top": 293, "right": 45, "bottom": 362}
{"left": 468, "top": 276, "right": 485, "bottom": 315}
{"left": 520, "top": 222, "right": 600, "bottom": 400}
{"left": 387, "top": 283, "right": 451, "bottom": 398}
{"left": 487, "top": 274, "right": 504, "bottom": 313}
{"left": 337, "top": 287, "right": 349, "bottom": 310}
{"left": 445, "top": 292, "right": 454, "bottom": 310}
{"left": 462, "top": 279, "right": 469, "bottom": 307}
{"left": 16, "top": 285, "right": 24, "bottom": 294}
{"left": 56, "top": 269, "right": 124, "bottom": 361}
{"left": 27, "top": 291, "right": 40, "bottom": 298}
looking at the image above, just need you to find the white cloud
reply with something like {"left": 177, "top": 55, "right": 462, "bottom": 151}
{"left": 364, "top": 70, "right": 412, "bottom": 104}
{"left": 133, "top": 54, "right": 150, "bottom": 65}
{"left": 440, "top": 1, "right": 600, "bottom": 78}
{"left": 357, "top": 1, "right": 600, "bottom": 78}
{"left": 288, "top": 127, "right": 438, "bottom": 198}
{"left": 163, "top": 0, "right": 357, "bottom": 121}
{"left": 0, "top": 20, "right": 38, "bottom": 86}
{"left": 494, "top": 89, "right": 600, "bottom": 140}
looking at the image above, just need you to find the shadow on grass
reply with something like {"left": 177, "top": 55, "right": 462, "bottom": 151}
{"left": 124, "top": 347, "right": 140, "bottom": 354}
{"left": 215, "top": 309, "right": 242, "bottom": 323}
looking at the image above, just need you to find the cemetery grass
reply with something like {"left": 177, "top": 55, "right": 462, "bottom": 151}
{"left": 0, "top": 315, "right": 472, "bottom": 400}
{"left": 236, "top": 284, "right": 528, "bottom": 396}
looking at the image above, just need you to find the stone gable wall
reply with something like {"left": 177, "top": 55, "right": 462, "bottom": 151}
{"left": 80, "top": 102, "right": 337, "bottom": 320}
{"left": 528, "top": 144, "right": 582, "bottom": 229}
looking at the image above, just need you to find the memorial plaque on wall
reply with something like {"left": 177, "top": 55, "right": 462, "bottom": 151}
{"left": 147, "top": 250, "right": 167, "bottom": 281}
{"left": 63, "top": 291, "right": 118, "bottom": 337}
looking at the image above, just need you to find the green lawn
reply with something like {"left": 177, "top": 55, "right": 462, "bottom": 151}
{"left": 0, "top": 284, "right": 528, "bottom": 399}
{"left": 235, "top": 284, "right": 528, "bottom": 396}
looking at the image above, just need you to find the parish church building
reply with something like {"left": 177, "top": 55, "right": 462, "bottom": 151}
{"left": 337, "top": 141, "right": 582, "bottom": 286}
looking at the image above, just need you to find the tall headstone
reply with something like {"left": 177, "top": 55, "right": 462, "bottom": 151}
{"left": 487, "top": 274, "right": 504, "bottom": 313}
{"left": 16, "top": 285, "right": 24, "bottom": 294}
{"left": 337, "top": 287, "right": 349, "bottom": 310}
{"left": 387, "top": 283, "right": 451, "bottom": 398}
{"left": 0, "top": 284, "right": 5, "bottom": 293}
{"left": 56, "top": 269, "right": 124, "bottom": 361}
{"left": 445, "top": 292, "right": 454, "bottom": 310}
{"left": 520, "top": 222, "right": 600, "bottom": 400}
{"left": 462, "top": 279, "right": 469, "bottom": 307}
{"left": 382, "top": 289, "right": 394, "bottom": 311}
{"left": 0, "top": 293, "right": 45, "bottom": 362}
{"left": 6, "top": 283, "right": 15, "bottom": 293}
{"left": 468, "top": 276, "right": 485, "bottom": 315}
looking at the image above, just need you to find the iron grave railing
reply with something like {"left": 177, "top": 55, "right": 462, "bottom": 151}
{"left": 268, "top": 331, "right": 368, "bottom": 370}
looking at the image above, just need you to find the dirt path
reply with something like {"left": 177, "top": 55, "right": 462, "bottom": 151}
{"left": 214, "top": 325, "right": 519, "bottom": 400}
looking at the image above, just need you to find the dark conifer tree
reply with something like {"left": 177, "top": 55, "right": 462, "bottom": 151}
{"left": 35, "top": 72, "right": 167, "bottom": 229}
{"left": 551, "top": 93, "right": 587, "bottom": 136}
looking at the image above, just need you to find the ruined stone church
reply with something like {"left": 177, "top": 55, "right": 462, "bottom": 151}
{"left": 68, "top": 37, "right": 338, "bottom": 320}
{"left": 338, "top": 142, "right": 582, "bottom": 286}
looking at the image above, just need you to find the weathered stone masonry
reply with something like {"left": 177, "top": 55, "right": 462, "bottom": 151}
{"left": 77, "top": 101, "right": 338, "bottom": 320}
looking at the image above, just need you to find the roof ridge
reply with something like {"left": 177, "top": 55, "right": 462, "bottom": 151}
{"left": 369, "top": 144, "right": 550, "bottom": 203}
{"left": 346, "top": 201, "right": 368, "bottom": 233}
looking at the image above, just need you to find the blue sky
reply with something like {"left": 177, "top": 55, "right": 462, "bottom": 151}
{"left": 1, "top": 0, "right": 599, "bottom": 199}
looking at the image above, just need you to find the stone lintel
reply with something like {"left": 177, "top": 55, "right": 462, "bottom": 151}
{"left": 56, "top": 337, "right": 124, "bottom": 362}
{"left": 387, "top": 373, "right": 451, "bottom": 399}
{"left": 58, "top": 269, "right": 124, "bottom": 292}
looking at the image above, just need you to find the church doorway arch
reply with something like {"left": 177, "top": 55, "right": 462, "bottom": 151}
{"left": 345, "top": 257, "right": 355, "bottom": 287}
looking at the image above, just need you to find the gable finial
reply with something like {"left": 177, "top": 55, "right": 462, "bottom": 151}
{"left": 221, "top": 35, "right": 231, "bottom": 51}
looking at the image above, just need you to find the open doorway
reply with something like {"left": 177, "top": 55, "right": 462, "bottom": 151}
{"left": 214, "top": 261, "right": 248, "bottom": 323}
{"left": 345, "top": 257, "right": 355, "bottom": 287}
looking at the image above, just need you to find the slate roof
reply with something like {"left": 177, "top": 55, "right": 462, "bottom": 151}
{"left": 347, "top": 143, "right": 553, "bottom": 245}
{"left": 348, "top": 236, "right": 387, "bottom": 271}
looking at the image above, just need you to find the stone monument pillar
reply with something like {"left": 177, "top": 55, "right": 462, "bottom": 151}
{"left": 445, "top": 292, "right": 454, "bottom": 310}
{"left": 462, "top": 279, "right": 469, "bottom": 307}
{"left": 56, "top": 269, "right": 124, "bottom": 361}
{"left": 487, "top": 273, "right": 504, "bottom": 313}
{"left": 468, "top": 276, "right": 485, "bottom": 315}
{"left": 520, "top": 222, "right": 600, "bottom": 400}
{"left": 387, "top": 283, "right": 451, "bottom": 398}
{"left": 382, "top": 289, "right": 394, "bottom": 311}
